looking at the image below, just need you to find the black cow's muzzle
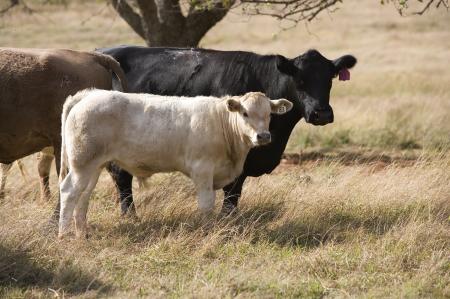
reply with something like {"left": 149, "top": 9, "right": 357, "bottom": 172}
{"left": 306, "top": 107, "right": 334, "bottom": 126}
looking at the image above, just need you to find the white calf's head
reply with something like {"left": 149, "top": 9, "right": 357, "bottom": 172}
{"left": 226, "top": 92, "right": 293, "bottom": 146}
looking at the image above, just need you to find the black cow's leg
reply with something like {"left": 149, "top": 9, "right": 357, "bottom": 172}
{"left": 221, "top": 174, "right": 247, "bottom": 215}
{"left": 106, "top": 163, "right": 136, "bottom": 216}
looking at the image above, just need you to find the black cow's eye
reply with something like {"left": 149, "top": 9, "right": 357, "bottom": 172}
{"left": 243, "top": 112, "right": 248, "bottom": 117}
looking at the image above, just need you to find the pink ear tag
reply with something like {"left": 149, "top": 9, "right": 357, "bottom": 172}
{"left": 338, "top": 68, "right": 350, "bottom": 81}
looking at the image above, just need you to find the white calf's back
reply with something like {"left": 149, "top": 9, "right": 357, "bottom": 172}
{"left": 62, "top": 89, "right": 245, "bottom": 186}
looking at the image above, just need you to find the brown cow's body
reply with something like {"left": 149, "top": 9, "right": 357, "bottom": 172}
{"left": 0, "top": 48, "right": 127, "bottom": 201}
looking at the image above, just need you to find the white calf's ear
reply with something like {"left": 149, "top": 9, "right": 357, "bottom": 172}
{"left": 226, "top": 98, "right": 242, "bottom": 112}
{"left": 270, "top": 99, "right": 293, "bottom": 115}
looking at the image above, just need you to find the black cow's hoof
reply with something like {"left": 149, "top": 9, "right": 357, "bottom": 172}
{"left": 41, "top": 218, "right": 59, "bottom": 235}
{"left": 220, "top": 203, "right": 238, "bottom": 217}
{"left": 121, "top": 209, "right": 140, "bottom": 222}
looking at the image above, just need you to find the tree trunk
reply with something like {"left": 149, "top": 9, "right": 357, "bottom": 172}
{"left": 109, "top": 0, "right": 232, "bottom": 47}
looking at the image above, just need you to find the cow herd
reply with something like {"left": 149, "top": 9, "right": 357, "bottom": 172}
{"left": 0, "top": 46, "right": 357, "bottom": 239}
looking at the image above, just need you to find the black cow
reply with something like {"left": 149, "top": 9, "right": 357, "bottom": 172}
{"left": 98, "top": 46, "right": 357, "bottom": 215}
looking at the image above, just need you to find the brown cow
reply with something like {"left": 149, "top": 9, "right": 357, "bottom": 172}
{"left": 0, "top": 48, "right": 127, "bottom": 210}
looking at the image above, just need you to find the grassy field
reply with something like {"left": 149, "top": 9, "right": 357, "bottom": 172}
{"left": 1, "top": 1, "right": 449, "bottom": 298}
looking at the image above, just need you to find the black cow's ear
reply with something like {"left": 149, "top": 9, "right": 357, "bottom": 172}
{"left": 276, "top": 56, "right": 298, "bottom": 76}
{"left": 333, "top": 55, "right": 357, "bottom": 71}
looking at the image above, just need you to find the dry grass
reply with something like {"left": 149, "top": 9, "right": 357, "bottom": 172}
{"left": 1, "top": 1, "right": 449, "bottom": 298}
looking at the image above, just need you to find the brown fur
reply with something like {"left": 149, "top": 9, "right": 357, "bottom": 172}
{"left": 0, "top": 48, "right": 127, "bottom": 175}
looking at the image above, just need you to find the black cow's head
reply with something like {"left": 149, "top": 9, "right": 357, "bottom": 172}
{"left": 277, "top": 49, "right": 357, "bottom": 126}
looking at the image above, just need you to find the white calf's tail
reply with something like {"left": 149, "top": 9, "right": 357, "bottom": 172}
{"left": 60, "top": 89, "right": 93, "bottom": 183}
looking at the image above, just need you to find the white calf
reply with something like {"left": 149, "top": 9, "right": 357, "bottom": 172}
{"left": 59, "top": 89, "right": 292, "bottom": 238}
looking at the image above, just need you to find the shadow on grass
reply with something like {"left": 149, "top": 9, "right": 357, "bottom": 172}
{"left": 282, "top": 149, "right": 419, "bottom": 168}
{"left": 107, "top": 196, "right": 412, "bottom": 250}
{"left": 263, "top": 209, "right": 407, "bottom": 249}
{"left": 237, "top": 200, "right": 412, "bottom": 249}
{"left": 106, "top": 199, "right": 283, "bottom": 242}
{"left": 0, "top": 243, "right": 111, "bottom": 296}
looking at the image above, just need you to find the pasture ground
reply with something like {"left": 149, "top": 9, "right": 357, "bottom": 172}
{"left": 1, "top": 0, "right": 449, "bottom": 298}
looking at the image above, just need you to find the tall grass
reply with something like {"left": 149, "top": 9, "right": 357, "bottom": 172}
{"left": 1, "top": 156, "right": 449, "bottom": 297}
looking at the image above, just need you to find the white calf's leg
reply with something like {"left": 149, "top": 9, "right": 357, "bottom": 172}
{"left": 59, "top": 170, "right": 92, "bottom": 238}
{"left": 73, "top": 169, "right": 101, "bottom": 239}
{"left": 0, "top": 163, "right": 13, "bottom": 199}
{"left": 197, "top": 186, "right": 216, "bottom": 213}
{"left": 191, "top": 166, "right": 216, "bottom": 213}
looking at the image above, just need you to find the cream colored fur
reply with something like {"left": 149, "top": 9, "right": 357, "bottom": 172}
{"left": 58, "top": 89, "right": 292, "bottom": 238}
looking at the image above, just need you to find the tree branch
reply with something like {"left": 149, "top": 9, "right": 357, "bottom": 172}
{"left": 0, "top": 0, "right": 19, "bottom": 15}
{"left": 1, "top": 0, "right": 34, "bottom": 15}
{"left": 106, "top": 0, "right": 448, "bottom": 47}
{"left": 240, "top": 0, "right": 342, "bottom": 23}
{"left": 109, "top": 0, "right": 146, "bottom": 39}
{"left": 154, "top": 0, "right": 184, "bottom": 23}
{"left": 134, "top": 0, "right": 160, "bottom": 40}
{"left": 381, "top": 0, "right": 448, "bottom": 15}
{"left": 413, "top": 0, "right": 448, "bottom": 15}
{"left": 185, "top": 0, "right": 235, "bottom": 45}
{"left": 413, "top": 0, "right": 435, "bottom": 15}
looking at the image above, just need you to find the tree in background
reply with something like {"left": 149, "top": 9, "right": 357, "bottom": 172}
{"left": 108, "top": 0, "right": 344, "bottom": 46}
{"left": 107, "top": 0, "right": 450, "bottom": 46}
{"left": 1, "top": 0, "right": 448, "bottom": 46}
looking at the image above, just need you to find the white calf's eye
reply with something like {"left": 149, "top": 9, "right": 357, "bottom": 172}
{"left": 243, "top": 112, "right": 248, "bottom": 117}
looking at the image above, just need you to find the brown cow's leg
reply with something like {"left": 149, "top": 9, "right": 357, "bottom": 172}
{"left": 51, "top": 142, "right": 62, "bottom": 223}
{"left": 16, "top": 160, "right": 29, "bottom": 182}
{"left": 0, "top": 163, "right": 13, "bottom": 199}
{"left": 37, "top": 148, "right": 54, "bottom": 201}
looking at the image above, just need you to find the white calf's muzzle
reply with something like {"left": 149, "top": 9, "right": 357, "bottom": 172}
{"left": 254, "top": 131, "right": 271, "bottom": 146}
